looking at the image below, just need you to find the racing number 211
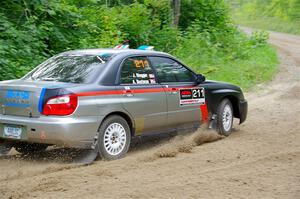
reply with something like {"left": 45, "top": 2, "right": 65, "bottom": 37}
{"left": 192, "top": 89, "right": 204, "bottom": 99}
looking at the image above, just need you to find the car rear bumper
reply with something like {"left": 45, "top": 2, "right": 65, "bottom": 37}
{"left": 0, "top": 114, "right": 100, "bottom": 149}
{"left": 239, "top": 100, "right": 248, "bottom": 124}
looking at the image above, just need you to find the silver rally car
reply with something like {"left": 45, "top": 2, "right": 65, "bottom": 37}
{"left": 0, "top": 49, "right": 247, "bottom": 160}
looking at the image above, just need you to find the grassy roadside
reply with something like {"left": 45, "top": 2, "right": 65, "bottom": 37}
{"left": 229, "top": 0, "right": 300, "bottom": 35}
{"left": 0, "top": 0, "right": 279, "bottom": 92}
{"left": 175, "top": 31, "right": 279, "bottom": 91}
{"left": 207, "top": 44, "right": 279, "bottom": 90}
{"left": 234, "top": 17, "right": 300, "bottom": 35}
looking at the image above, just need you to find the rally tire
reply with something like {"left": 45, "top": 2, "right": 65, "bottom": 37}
{"left": 216, "top": 99, "right": 234, "bottom": 136}
{"left": 14, "top": 143, "right": 48, "bottom": 154}
{"left": 97, "top": 115, "right": 131, "bottom": 160}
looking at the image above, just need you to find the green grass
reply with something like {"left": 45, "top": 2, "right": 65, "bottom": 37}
{"left": 176, "top": 43, "right": 279, "bottom": 91}
{"left": 207, "top": 45, "right": 279, "bottom": 90}
{"left": 233, "top": 16, "right": 300, "bottom": 35}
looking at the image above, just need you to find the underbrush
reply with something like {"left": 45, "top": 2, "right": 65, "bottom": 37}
{"left": 207, "top": 45, "right": 278, "bottom": 90}
{"left": 174, "top": 26, "right": 279, "bottom": 90}
{"left": 229, "top": 0, "right": 300, "bottom": 35}
{"left": 0, "top": 1, "right": 279, "bottom": 90}
{"left": 234, "top": 17, "right": 300, "bottom": 35}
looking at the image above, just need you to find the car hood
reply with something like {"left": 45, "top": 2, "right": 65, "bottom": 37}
{"left": 202, "top": 80, "right": 242, "bottom": 91}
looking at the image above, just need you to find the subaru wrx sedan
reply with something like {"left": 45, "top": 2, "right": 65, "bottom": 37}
{"left": 0, "top": 49, "right": 247, "bottom": 160}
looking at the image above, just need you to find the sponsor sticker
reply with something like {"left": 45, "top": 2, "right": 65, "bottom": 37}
{"left": 132, "top": 73, "right": 156, "bottom": 84}
{"left": 180, "top": 88, "right": 205, "bottom": 105}
{"left": 5, "top": 90, "right": 30, "bottom": 108}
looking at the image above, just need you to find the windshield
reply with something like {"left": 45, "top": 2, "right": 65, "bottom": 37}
{"left": 24, "top": 54, "right": 112, "bottom": 83}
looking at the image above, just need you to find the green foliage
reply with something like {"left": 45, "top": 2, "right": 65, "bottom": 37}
{"left": 173, "top": 26, "right": 278, "bottom": 89}
{"left": 77, "top": 1, "right": 177, "bottom": 50}
{"left": 0, "top": 0, "right": 82, "bottom": 80}
{"left": 180, "top": 0, "right": 230, "bottom": 31}
{"left": 230, "top": 0, "right": 300, "bottom": 34}
{"left": 249, "top": 31, "right": 269, "bottom": 47}
{"left": 0, "top": 0, "right": 279, "bottom": 90}
{"left": 208, "top": 44, "right": 278, "bottom": 89}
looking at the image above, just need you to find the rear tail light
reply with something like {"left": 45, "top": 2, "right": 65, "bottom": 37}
{"left": 42, "top": 94, "right": 78, "bottom": 116}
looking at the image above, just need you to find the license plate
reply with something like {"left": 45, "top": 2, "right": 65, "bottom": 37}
{"left": 4, "top": 125, "right": 22, "bottom": 139}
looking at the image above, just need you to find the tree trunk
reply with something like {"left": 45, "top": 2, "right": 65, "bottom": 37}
{"left": 172, "top": 0, "right": 181, "bottom": 27}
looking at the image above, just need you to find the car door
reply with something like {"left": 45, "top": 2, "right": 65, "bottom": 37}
{"left": 116, "top": 56, "right": 168, "bottom": 135}
{"left": 148, "top": 56, "right": 204, "bottom": 130}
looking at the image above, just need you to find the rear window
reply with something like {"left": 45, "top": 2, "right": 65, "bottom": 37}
{"left": 25, "top": 55, "right": 112, "bottom": 83}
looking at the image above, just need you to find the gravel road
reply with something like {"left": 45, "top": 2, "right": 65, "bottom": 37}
{"left": 0, "top": 30, "right": 299, "bottom": 199}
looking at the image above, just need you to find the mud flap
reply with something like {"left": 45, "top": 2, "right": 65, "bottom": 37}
{"left": 72, "top": 132, "right": 99, "bottom": 165}
{"left": 208, "top": 114, "right": 217, "bottom": 130}
{"left": 72, "top": 149, "right": 98, "bottom": 165}
{"left": 0, "top": 144, "right": 12, "bottom": 156}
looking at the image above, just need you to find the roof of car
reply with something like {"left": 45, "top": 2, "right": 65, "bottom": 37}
{"left": 62, "top": 49, "right": 170, "bottom": 57}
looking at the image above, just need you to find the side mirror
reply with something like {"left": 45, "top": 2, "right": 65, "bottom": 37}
{"left": 196, "top": 74, "right": 206, "bottom": 84}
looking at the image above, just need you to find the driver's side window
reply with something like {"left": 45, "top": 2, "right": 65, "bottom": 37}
{"left": 148, "top": 56, "right": 195, "bottom": 83}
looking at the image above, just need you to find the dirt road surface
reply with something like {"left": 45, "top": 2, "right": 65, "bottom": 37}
{"left": 0, "top": 31, "right": 299, "bottom": 199}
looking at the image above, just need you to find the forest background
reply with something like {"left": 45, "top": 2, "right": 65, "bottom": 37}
{"left": 0, "top": 0, "right": 290, "bottom": 89}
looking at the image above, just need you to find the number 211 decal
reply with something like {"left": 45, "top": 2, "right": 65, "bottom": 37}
{"left": 180, "top": 88, "right": 205, "bottom": 105}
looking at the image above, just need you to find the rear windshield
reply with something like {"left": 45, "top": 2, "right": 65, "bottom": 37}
{"left": 24, "top": 54, "right": 113, "bottom": 83}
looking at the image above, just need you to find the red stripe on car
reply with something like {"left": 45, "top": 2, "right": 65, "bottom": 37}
{"left": 76, "top": 90, "right": 123, "bottom": 97}
{"left": 76, "top": 86, "right": 199, "bottom": 97}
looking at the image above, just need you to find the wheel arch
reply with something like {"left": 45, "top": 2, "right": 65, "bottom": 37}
{"left": 208, "top": 89, "right": 241, "bottom": 119}
{"left": 223, "top": 95, "right": 240, "bottom": 119}
{"left": 100, "top": 111, "right": 135, "bottom": 137}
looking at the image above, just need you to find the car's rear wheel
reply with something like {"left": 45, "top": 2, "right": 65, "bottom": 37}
{"left": 216, "top": 99, "right": 234, "bottom": 136}
{"left": 97, "top": 115, "right": 131, "bottom": 160}
{"left": 14, "top": 143, "right": 48, "bottom": 154}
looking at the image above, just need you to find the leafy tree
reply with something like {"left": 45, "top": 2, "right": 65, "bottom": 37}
{"left": 172, "top": 0, "right": 181, "bottom": 26}
{"left": 0, "top": 0, "right": 261, "bottom": 81}
{"left": 180, "top": 0, "right": 231, "bottom": 31}
{"left": 0, "top": 0, "right": 83, "bottom": 80}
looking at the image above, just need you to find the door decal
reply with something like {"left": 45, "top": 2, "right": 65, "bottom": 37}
{"left": 179, "top": 88, "right": 205, "bottom": 105}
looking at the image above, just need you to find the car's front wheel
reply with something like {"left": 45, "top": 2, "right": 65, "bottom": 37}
{"left": 14, "top": 143, "right": 48, "bottom": 154}
{"left": 97, "top": 115, "right": 131, "bottom": 160}
{"left": 216, "top": 99, "right": 234, "bottom": 136}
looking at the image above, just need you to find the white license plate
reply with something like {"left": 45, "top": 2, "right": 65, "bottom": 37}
{"left": 4, "top": 125, "right": 22, "bottom": 139}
